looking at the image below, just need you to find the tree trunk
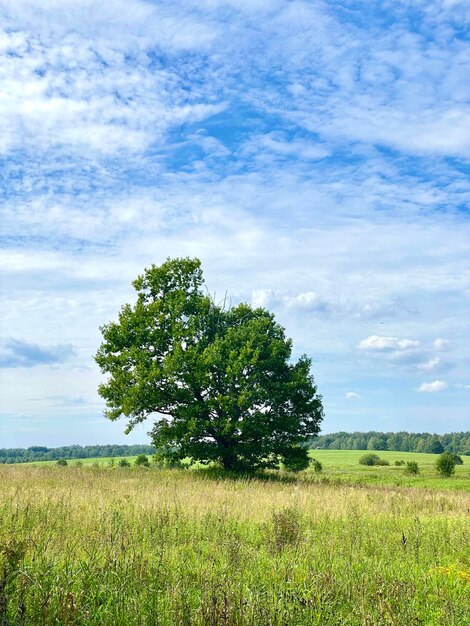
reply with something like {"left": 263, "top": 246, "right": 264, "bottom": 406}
{"left": 218, "top": 439, "right": 237, "bottom": 471}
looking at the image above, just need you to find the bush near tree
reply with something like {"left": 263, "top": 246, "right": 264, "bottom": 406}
{"left": 310, "top": 459, "right": 323, "bottom": 473}
{"left": 95, "top": 258, "right": 324, "bottom": 472}
{"left": 435, "top": 452, "right": 456, "bottom": 477}
{"left": 135, "top": 454, "right": 150, "bottom": 468}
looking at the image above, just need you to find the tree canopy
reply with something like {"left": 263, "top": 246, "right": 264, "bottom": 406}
{"left": 95, "top": 257, "right": 324, "bottom": 471}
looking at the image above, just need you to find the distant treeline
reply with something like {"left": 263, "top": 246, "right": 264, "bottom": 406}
{"left": 308, "top": 432, "right": 470, "bottom": 455}
{"left": 0, "top": 444, "right": 156, "bottom": 464}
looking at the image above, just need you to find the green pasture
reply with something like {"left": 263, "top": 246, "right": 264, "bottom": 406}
{"left": 21, "top": 456, "right": 139, "bottom": 467}
{"left": 0, "top": 464, "right": 469, "bottom": 626}
{"left": 307, "top": 449, "right": 470, "bottom": 490}
{"left": 15, "top": 449, "right": 470, "bottom": 490}
{"left": 308, "top": 449, "right": 454, "bottom": 467}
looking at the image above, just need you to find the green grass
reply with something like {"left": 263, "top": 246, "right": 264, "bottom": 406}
{"left": 1, "top": 463, "right": 469, "bottom": 625}
{"left": 20, "top": 455, "right": 139, "bottom": 467}
{"left": 18, "top": 449, "right": 470, "bottom": 490}
{"left": 307, "top": 450, "right": 470, "bottom": 490}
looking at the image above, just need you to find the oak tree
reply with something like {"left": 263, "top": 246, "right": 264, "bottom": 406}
{"left": 95, "top": 258, "right": 323, "bottom": 471}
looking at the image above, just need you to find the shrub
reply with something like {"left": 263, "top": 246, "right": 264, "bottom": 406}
{"left": 56, "top": 459, "right": 68, "bottom": 466}
{"left": 404, "top": 461, "right": 419, "bottom": 475}
{"left": 359, "top": 453, "right": 379, "bottom": 466}
{"left": 135, "top": 454, "right": 150, "bottom": 468}
{"left": 117, "top": 459, "right": 131, "bottom": 468}
{"left": 435, "top": 452, "right": 456, "bottom": 477}
{"left": 394, "top": 460, "right": 405, "bottom": 466}
{"left": 310, "top": 459, "right": 323, "bottom": 473}
{"left": 359, "top": 453, "right": 389, "bottom": 466}
{"left": 450, "top": 453, "right": 463, "bottom": 465}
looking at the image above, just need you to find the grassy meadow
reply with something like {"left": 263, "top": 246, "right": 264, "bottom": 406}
{"left": 1, "top": 458, "right": 469, "bottom": 626}
{"left": 309, "top": 450, "right": 470, "bottom": 490}
{"left": 21, "top": 449, "right": 470, "bottom": 490}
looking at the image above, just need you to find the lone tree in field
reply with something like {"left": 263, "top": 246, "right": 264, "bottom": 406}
{"left": 95, "top": 257, "right": 324, "bottom": 471}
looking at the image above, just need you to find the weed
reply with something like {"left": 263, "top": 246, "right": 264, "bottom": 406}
{"left": 269, "top": 507, "right": 303, "bottom": 551}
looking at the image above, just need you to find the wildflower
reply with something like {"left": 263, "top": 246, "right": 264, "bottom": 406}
{"left": 429, "top": 564, "right": 470, "bottom": 582}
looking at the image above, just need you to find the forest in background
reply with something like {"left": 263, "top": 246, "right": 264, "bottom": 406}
{"left": 0, "top": 444, "right": 156, "bottom": 464}
{"left": 308, "top": 431, "right": 470, "bottom": 455}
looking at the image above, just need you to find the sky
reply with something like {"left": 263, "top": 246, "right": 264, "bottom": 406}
{"left": 1, "top": 0, "right": 469, "bottom": 448}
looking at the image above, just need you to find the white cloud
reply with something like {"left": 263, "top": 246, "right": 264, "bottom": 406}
{"left": 417, "top": 357, "right": 441, "bottom": 372}
{"left": 239, "top": 3, "right": 470, "bottom": 159}
{"left": 417, "top": 380, "right": 448, "bottom": 393}
{"left": 355, "top": 299, "right": 414, "bottom": 320}
{"left": 345, "top": 392, "right": 360, "bottom": 400}
{"left": 0, "top": 6, "right": 225, "bottom": 162}
{"left": 251, "top": 289, "right": 276, "bottom": 309}
{"left": 358, "top": 335, "right": 420, "bottom": 351}
{"left": 356, "top": 335, "right": 455, "bottom": 375}
{"left": 434, "top": 338, "right": 451, "bottom": 351}
{"left": 284, "top": 291, "right": 332, "bottom": 313}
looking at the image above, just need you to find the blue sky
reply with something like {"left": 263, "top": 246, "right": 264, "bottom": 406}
{"left": 1, "top": 0, "right": 469, "bottom": 447}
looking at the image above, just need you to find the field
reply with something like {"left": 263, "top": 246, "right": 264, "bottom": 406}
{"left": 1, "top": 453, "right": 469, "bottom": 626}
{"left": 309, "top": 450, "right": 470, "bottom": 490}
{"left": 21, "top": 449, "right": 470, "bottom": 491}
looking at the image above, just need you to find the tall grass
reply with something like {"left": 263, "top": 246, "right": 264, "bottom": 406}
{"left": 1, "top": 465, "right": 469, "bottom": 625}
